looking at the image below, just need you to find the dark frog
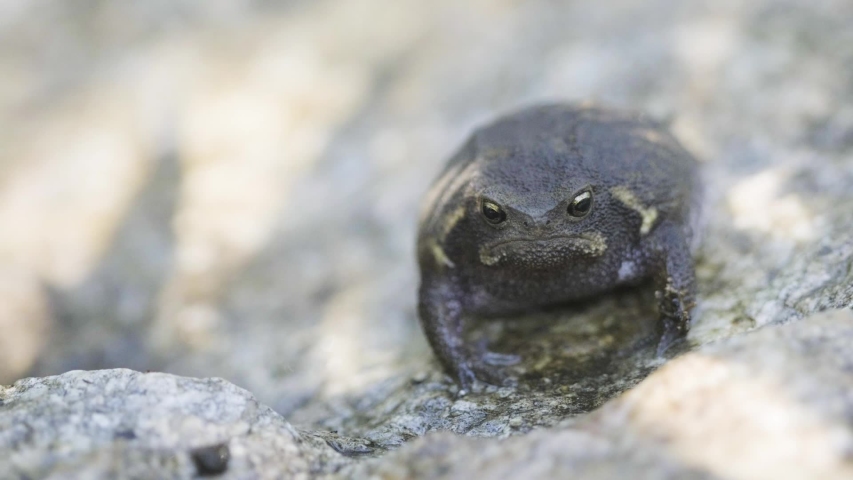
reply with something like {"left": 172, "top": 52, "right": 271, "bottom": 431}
{"left": 416, "top": 104, "right": 701, "bottom": 390}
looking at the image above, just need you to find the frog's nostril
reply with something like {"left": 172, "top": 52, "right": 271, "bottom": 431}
{"left": 523, "top": 221, "right": 529, "bottom": 227}
{"left": 546, "top": 220, "right": 551, "bottom": 225}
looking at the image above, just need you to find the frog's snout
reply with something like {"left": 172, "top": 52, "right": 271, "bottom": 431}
{"left": 519, "top": 214, "right": 556, "bottom": 235}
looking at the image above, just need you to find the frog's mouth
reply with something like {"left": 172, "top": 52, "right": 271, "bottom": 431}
{"left": 479, "top": 231, "right": 607, "bottom": 269}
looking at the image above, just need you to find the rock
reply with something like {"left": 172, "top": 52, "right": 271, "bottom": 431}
{"left": 4, "top": 310, "right": 853, "bottom": 478}
{"left": 350, "top": 309, "right": 853, "bottom": 479}
{"left": 0, "top": 369, "right": 334, "bottom": 479}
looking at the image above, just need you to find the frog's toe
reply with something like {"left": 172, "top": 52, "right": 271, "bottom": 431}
{"left": 481, "top": 350, "right": 521, "bottom": 366}
{"left": 469, "top": 359, "right": 514, "bottom": 387}
{"left": 656, "top": 306, "right": 690, "bottom": 357}
{"left": 449, "top": 358, "right": 511, "bottom": 391}
{"left": 472, "top": 338, "right": 521, "bottom": 366}
{"left": 453, "top": 363, "right": 479, "bottom": 392}
{"left": 655, "top": 324, "right": 681, "bottom": 356}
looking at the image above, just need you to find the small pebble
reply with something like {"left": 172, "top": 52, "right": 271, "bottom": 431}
{"left": 114, "top": 429, "right": 136, "bottom": 440}
{"left": 191, "top": 443, "right": 230, "bottom": 477}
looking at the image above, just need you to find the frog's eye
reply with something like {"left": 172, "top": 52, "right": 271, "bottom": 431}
{"left": 568, "top": 190, "right": 593, "bottom": 218}
{"left": 482, "top": 201, "right": 507, "bottom": 224}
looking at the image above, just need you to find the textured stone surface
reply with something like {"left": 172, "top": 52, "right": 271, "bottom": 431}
{"left": 350, "top": 309, "right": 853, "bottom": 480}
{"left": 0, "top": 0, "right": 852, "bottom": 478}
{"left": 0, "top": 369, "right": 326, "bottom": 479}
{"left": 4, "top": 310, "right": 853, "bottom": 478}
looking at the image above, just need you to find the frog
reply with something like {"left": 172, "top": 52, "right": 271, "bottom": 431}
{"left": 416, "top": 103, "right": 701, "bottom": 391}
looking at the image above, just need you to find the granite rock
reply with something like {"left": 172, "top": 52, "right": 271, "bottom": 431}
{"left": 352, "top": 309, "right": 853, "bottom": 480}
{"left": 0, "top": 369, "right": 327, "bottom": 479}
{"left": 4, "top": 310, "right": 853, "bottom": 478}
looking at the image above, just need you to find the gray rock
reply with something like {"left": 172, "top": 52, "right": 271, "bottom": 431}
{"left": 4, "top": 310, "right": 853, "bottom": 478}
{"left": 0, "top": 369, "right": 331, "bottom": 479}
{"left": 349, "top": 309, "right": 853, "bottom": 479}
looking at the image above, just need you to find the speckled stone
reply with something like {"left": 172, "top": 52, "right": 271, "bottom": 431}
{"left": 348, "top": 309, "right": 853, "bottom": 480}
{"left": 4, "top": 311, "right": 853, "bottom": 478}
{"left": 0, "top": 369, "right": 327, "bottom": 479}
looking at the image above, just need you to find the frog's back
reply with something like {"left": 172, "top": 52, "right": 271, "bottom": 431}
{"left": 478, "top": 104, "right": 697, "bottom": 199}
{"left": 424, "top": 104, "right": 698, "bottom": 225}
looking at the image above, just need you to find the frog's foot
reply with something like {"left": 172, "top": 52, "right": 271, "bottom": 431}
{"left": 656, "top": 320, "right": 683, "bottom": 356}
{"left": 655, "top": 283, "right": 693, "bottom": 356}
{"left": 453, "top": 355, "right": 513, "bottom": 392}
{"left": 482, "top": 351, "right": 522, "bottom": 366}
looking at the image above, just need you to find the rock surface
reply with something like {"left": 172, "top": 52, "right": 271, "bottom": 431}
{"left": 0, "top": 369, "right": 327, "bottom": 479}
{"left": 1, "top": 0, "right": 853, "bottom": 478}
{"left": 4, "top": 310, "right": 853, "bottom": 478}
{"left": 356, "top": 309, "right": 853, "bottom": 480}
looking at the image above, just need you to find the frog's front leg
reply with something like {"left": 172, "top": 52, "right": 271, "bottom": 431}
{"left": 418, "top": 277, "right": 507, "bottom": 390}
{"left": 649, "top": 221, "right": 697, "bottom": 356}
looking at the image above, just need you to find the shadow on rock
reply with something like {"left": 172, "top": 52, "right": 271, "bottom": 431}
{"left": 474, "top": 284, "right": 665, "bottom": 392}
{"left": 34, "top": 147, "right": 181, "bottom": 376}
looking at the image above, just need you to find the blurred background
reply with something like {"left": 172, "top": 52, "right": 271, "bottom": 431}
{"left": 1, "top": 0, "right": 852, "bottom": 419}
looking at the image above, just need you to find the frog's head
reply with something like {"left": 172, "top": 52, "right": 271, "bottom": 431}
{"left": 458, "top": 148, "right": 609, "bottom": 271}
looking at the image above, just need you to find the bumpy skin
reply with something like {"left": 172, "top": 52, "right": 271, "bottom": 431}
{"left": 416, "top": 104, "right": 701, "bottom": 390}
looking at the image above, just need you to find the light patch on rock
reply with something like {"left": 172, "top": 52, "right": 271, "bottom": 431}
{"left": 589, "top": 309, "right": 853, "bottom": 480}
{"left": 673, "top": 18, "right": 739, "bottom": 96}
{"left": 0, "top": 89, "right": 153, "bottom": 287}
{"left": 727, "top": 168, "right": 816, "bottom": 242}
{"left": 0, "top": 267, "right": 51, "bottom": 384}
{"left": 313, "top": 286, "right": 398, "bottom": 396}
{"left": 634, "top": 128, "right": 670, "bottom": 147}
